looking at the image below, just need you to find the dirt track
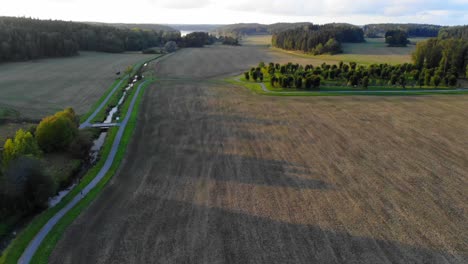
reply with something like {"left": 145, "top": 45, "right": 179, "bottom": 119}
{"left": 50, "top": 46, "right": 468, "bottom": 263}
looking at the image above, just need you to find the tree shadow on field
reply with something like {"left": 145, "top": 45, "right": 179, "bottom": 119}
{"left": 175, "top": 149, "right": 331, "bottom": 190}
{"left": 122, "top": 198, "right": 468, "bottom": 264}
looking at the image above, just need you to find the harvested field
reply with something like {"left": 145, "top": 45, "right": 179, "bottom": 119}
{"left": 49, "top": 46, "right": 468, "bottom": 264}
{"left": 0, "top": 51, "right": 155, "bottom": 120}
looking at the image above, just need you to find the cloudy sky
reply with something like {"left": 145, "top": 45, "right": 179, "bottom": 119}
{"left": 2, "top": 0, "right": 468, "bottom": 25}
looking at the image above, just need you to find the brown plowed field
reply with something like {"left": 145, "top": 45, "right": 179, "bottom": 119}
{"left": 50, "top": 46, "right": 468, "bottom": 264}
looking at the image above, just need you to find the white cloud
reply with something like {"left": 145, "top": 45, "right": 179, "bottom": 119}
{"left": 1, "top": 0, "right": 467, "bottom": 25}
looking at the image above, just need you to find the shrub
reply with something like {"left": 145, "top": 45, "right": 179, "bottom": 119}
{"left": 36, "top": 109, "right": 79, "bottom": 153}
{"left": 3, "top": 157, "right": 55, "bottom": 212}
{"left": 69, "top": 129, "right": 95, "bottom": 160}
{"left": 2, "top": 129, "right": 41, "bottom": 167}
{"left": 164, "top": 41, "right": 178, "bottom": 53}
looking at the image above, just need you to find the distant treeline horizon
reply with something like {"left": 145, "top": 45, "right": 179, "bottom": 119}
{"left": 1, "top": 16, "right": 467, "bottom": 63}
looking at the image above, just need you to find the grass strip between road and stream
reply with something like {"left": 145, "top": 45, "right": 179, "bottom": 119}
{"left": 228, "top": 75, "right": 468, "bottom": 97}
{"left": 79, "top": 54, "right": 161, "bottom": 124}
{"left": 0, "top": 63, "right": 156, "bottom": 264}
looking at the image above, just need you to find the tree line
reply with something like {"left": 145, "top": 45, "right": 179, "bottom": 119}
{"left": 212, "top": 22, "right": 312, "bottom": 38}
{"left": 438, "top": 26, "right": 468, "bottom": 40}
{"left": 178, "top": 32, "right": 216, "bottom": 48}
{"left": 413, "top": 30, "right": 468, "bottom": 77}
{"left": 363, "top": 24, "right": 441, "bottom": 38}
{"left": 244, "top": 60, "right": 460, "bottom": 91}
{"left": 0, "top": 17, "right": 180, "bottom": 62}
{"left": 272, "top": 24, "right": 364, "bottom": 55}
{"left": 1, "top": 108, "right": 94, "bottom": 225}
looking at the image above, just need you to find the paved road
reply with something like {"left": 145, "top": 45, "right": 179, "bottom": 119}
{"left": 258, "top": 82, "right": 467, "bottom": 94}
{"left": 18, "top": 80, "right": 147, "bottom": 264}
{"left": 79, "top": 77, "right": 127, "bottom": 129}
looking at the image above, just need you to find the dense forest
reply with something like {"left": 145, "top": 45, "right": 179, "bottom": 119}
{"left": 438, "top": 25, "right": 468, "bottom": 40}
{"left": 89, "top": 22, "right": 178, "bottom": 33}
{"left": 178, "top": 32, "right": 216, "bottom": 47}
{"left": 0, "top": 17, "right": 180, "bottom": 62}
{"left": 363, "top": 24, "right": 442, "bottom": 38}
{"left": 412, "top": 37, "right": 468, "bottom": 76}
{"left": 272, "top": 23, "right": 364, "bottom": 54}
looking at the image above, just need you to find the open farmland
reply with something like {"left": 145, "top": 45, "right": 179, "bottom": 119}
{"left": 49, "top": 46, "right": 468, "bottom": 264}
{"left": 243, "top": 35, "right": 426, "bottom": 65}
{"left": 0, "top": 51, "right": 155, "bottom": 121}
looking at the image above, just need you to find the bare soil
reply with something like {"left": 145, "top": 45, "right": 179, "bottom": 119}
{"left": 50, "top": 46, "right": 468, "bottom": 264}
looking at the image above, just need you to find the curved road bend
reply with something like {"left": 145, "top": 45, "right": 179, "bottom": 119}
{"left": 18, "top": 80, "right": 147, "bottom": 264}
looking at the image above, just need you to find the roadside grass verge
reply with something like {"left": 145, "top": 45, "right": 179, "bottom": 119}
{"left": 227, "top": 75, "right": 468, "bottom": 97}
{"left": 30, "top": 79, "right": 152, "bottom": 263}
{"left": 80, "top": 54, "right": 161, "bottom": 124}
{"left": 79, "top": 79, "right": 121, "bottom": 123}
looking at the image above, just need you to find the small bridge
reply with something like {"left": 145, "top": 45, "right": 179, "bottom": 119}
{"left": 90, "top": 123, "right": 121, "bottom": 129}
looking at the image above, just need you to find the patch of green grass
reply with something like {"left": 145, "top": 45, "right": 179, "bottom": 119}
{"left": 30, "top": 79, "right": 153, "bottom": 264}
{"left": 228, "top": 76, "right": 468, "bottom": 97}
{"left": 267, "top": 38, "right": 431, "bottom": 65}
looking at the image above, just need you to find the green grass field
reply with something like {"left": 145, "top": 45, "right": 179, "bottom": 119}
{"left": 229, "top": 75, "right": 468, "bottom": 97}
{"left": 242, "top": 35, "right": 428, "bottom": 65}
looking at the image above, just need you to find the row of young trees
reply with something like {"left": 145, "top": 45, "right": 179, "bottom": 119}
{"left": 0, "top": 17, "right": 180, "bottom": 62}
{"left": 0, "top": 108, "right": 93, "bottom": 220}
{"left": 244, "top": 61, "right": 460, "bottom": 90}
{"left": 272, "top": 24, "right": 364, "bottom": 55}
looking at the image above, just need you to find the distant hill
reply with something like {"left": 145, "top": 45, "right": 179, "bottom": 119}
{"left": 363, "top": 23, "right": 442, "bottom": 38}
{"left": 168, "top": 24, "right": 222, "bottom": 32}
{"left": 212, "top": 22, "right": 313, "bottom": 37}
{"left": 438, "top": 25, "right": 468, "bottom": 40}
{"left": 87, "top": 22, "right": 179, "bottom": 33}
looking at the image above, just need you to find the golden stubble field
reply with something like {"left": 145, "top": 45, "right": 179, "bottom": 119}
{"left": 49, "top": 46, "right": 468, "bottom": 264}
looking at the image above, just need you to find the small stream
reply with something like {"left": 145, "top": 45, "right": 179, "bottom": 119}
{"left": 47, "top": 77, "right": 139, "bottom": 208}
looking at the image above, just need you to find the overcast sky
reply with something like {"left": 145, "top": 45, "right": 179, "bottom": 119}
{"left": 2, "top": 0, "right": 468, "bottom": 25}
